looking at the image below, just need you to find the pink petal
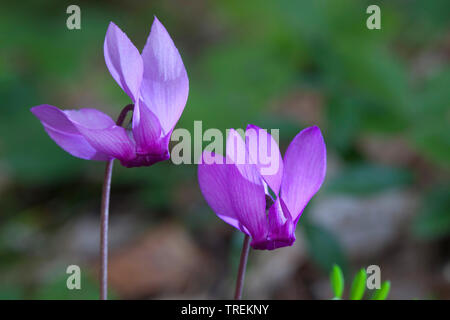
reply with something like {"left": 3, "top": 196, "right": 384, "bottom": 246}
{"left": 226, "top": 128, "right": 249, "bottom": 167}
{"left": 31, "top": 105, "right": 110, "bottom": 161}
{"left": 63, "top": 108, "right": 134, "bottom": 162}
{"left": 63, "top": 108, "right": 116, "bottom": 129}
{"left": 227, "top": 160, "right": 268, "bottom": 242}
{"left": 198, "top": 152, "right": 246, "bottom": 233}
{"left": 104, "top": 22, "right": 143, "bottom": 102}
{"left": 75, "top": 125, "right": 135, "bottom": 163}
{"left": 132, "top": 100, "right": 163, "bottom": 154}
{"left": 245, "top": 124, "right": 283, "bottom": 194}
{"left": 140, "top": 17, "right": 189, "bottom": 134}
{"left": 280, "top": 126, "right": 327, "bottom": 222}
{"left": 265, "top": 198, "right": 295, "bottom": 250}
{"left": 198, "top": 151, "right": 267, "bottom": 240}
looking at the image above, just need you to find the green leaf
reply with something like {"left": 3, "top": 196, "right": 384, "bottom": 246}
{"left": 371, "top": 281, "right": 391, "bottom": 300}
{"left": 349, "top": 268, "right": 367, "bottom": 300}
{"left": 330, "top": 264, "right": 344, "bottom": 299}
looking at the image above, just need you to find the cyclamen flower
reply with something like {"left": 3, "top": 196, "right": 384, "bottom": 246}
{"left": 31, "top": 17, "right": 189, "bottom": 167}
{"left": 198, "top": 125, "right": 326, "bottom": 250}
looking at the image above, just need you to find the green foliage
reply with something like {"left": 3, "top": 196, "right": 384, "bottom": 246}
{"left": 349, "top": 268, "right": 367, "bottom": 300}
{"left": 330, "top": 264, "right": 344, "bottom": 299}
{"left": 330, "top": 265, "right": 390, "bottom": 300}
{"left": 371, "top": 281, "right": 391, "bottom": 300}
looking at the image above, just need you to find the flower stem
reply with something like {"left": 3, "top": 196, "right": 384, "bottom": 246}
{"left": 234, "top": 234, "right": 251, "bottom": 300}
{"left": 100, "top": 159, "right": 113, "bottom": 300}
{"left": 99, "top": 104, "right": 134, "bottom": 300}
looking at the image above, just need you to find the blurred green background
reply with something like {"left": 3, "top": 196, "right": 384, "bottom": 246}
{"left": 0, "top": 0, "right": 449, "bottom": 299}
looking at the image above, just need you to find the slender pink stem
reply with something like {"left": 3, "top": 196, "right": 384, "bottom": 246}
{"left": 100, "top": 159, "right": 113, "bottom": 300}
{"left": 234, "top": 234, "right": 251, "bottom": 300}
{"left": 99, "top": 104, "right": 133, "bottom": 300}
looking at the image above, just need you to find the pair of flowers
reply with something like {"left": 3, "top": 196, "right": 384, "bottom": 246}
{"left": 31, "top": 18, "right": 326, "bottom": 251}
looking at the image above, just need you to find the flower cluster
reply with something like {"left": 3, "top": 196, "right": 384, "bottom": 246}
{"left": 31, "top": 17, "right": 327, "bottom": 252}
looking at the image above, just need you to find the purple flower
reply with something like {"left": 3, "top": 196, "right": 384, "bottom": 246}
{"left": 198, "top": 125, "right": 326, "bottom": 250}
{"left": 31, "top": 17, "right": 189, "bottom": 168}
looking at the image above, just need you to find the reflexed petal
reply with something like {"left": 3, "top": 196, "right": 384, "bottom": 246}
{"left": 104, "top": 22, "right": 143, "bottom": 102}
{"left": 140, "top": 17, "right": 189, "bottom": 134}
{"left": 198, "top": 151, "right": 267, "bottom": 240}
{"left": 245, "top": 124, "right": 283, "bottom": 194}
{"left": 280, "top": 126, "right": 326, "bottom": 222}
{"left": 75, "top": 125, "right": 135, "bottom": 163}
{"left": 43, "top": 126, "right": 111, "bottom": 161}
{"left": 63, "top": 107, "right": 135, "bottom": 162}
{"left": 31, "top": 105, "right": 110, "bottom": 160}
{"left": 64, "top": 108, "right": 115, "bottom": 129}
{"left": 32, "top": 104, "right": 79, "bottom": 134}
{"left": 132, "top": 100, "right": 163, "bottom": 154}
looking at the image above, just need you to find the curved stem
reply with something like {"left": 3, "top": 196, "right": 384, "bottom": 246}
{"left": 99, "top": 104, "right": 134, "bottom": 300}
{"left": 234, "top": 234, "right": 251, "bottom": 300}
{"left": 116, "top": 104, "right": 134, "bottom": 126}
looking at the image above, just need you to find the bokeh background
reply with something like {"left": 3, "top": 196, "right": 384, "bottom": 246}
{"left": 0, "top": 0, "right": 449, "bottom": 299}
